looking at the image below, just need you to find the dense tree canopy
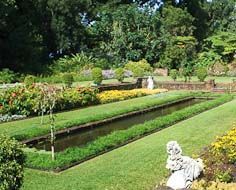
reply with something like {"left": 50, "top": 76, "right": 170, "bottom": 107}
{"left": 0, "top": 0, "right": 235, "bottom": 73}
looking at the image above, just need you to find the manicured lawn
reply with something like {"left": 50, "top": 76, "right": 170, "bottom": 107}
{"left": 22, "top": 99, "right": 236, "bottom": 190}
{"left": 0, "top": 91, "right": 190, "bottom": 140}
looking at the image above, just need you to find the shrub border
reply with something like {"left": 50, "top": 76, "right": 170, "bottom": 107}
{"left": 24, "top": 94, "right": 233, "bottom": 172}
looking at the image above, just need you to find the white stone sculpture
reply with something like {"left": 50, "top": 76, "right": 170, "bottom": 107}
{"left": 147, "top": 76, "right": 154, "bottom": 90}
{"left": 166, "top": 141, "right": 203, "bottom": 190}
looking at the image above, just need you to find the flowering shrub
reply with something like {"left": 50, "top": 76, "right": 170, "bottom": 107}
{"left": 192, "top": 179, "right": 236, "bottom": 190}
{"left": 201, "top": 126, "right": 236, "bottom": 183}
{"left": 0, "top": 85, "right": 99, "bottom": 116}
{"left": 98, "top": 89, "right": 167, "bottom": 103}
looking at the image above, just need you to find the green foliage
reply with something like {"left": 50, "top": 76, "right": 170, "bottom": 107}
{"left": 169, "top": 69, "right": 178, "bottom": 81}
{"left": 125, "top": 59, "right": 152, "bottom": 77}
{"left": 24, "top": 75, "right": 36, "bottom": 87}
{"left": 24, "top": 95, "right": 233, "bottom": 171}
{"left": 115, "top": 68, "right": 125, "bottom": 82}
{"left": 160, "top": 5, "right": 195, "bottom": 36}
{"left": 0, "top": 135, "right": 25, "bottom": 190}
{"left": 92, "top": 67, "right": 103, "bottom": 85}
{"left": 158, "top": 36, "right": 197, "bottom": 69}
{"left": 62, "top": 73, "right": 74, "bottom": 88}
{"left": 51, "top": 53, "right": 93, "bottom": 74}
{"left": 196, "top": 51, "right": 222, "bottom": 68}
{"left": 196, "top": 67, "right": 208, "bottom": 82}
{"left": 0, "top": 69, "right": 17, "bottom": 84}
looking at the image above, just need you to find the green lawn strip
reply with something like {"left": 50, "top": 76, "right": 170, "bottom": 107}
{"left": 0, "top": 91, "right": 193, "bottom": 140}
{"left": 24, "top": 94, "right": 232, "bottom": 171}
{"left": 22, "top": 98, "right": 236, "bottom": 190}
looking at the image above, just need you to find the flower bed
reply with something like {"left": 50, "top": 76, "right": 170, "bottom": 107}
{"left": 199, "top": 126, "right": 236, "bottom": 184}
{"left": 98, "top": 89, "right": 168, "bottom": 103}
{"left": 24, "top": 94, "right": 233, "bottom": 171}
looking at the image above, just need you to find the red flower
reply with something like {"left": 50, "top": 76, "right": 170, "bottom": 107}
{"left": 12, "top": 93, "right": 17, "bottom": 97}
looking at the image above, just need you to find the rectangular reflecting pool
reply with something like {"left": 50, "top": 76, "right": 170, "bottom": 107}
{"left": 28, "top": 98, "right": 205, "bottom": 152}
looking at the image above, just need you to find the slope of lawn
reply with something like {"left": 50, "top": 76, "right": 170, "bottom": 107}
{"left": 0, "top": 91, "right": 191, "bottom": 140}
{"left": 22, "top": 98, "right": 236, "bottom": 190}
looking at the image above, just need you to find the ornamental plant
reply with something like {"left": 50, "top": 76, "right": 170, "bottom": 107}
{"left": 24, "top": 75, "right": 36, "bottom": 87}
{"left": 0, "top": 135, "right": 25, "bottom": 190}
{"left": 125, "top": 59, "right": 153, "bottom": 77}
{"left": 169, "top": 69, "right": 178, "bottom": 81}
{"left": 63, "top": 73, "right": 74, "bottom": 88}
{"left": 115, "top": 68, "right": 125, "bottom": 82}
{"left": 196, "top": 67, "right": 207, "bottom": 82}
{"left": 92, "top": 67, "right": 103, "bottom": 85}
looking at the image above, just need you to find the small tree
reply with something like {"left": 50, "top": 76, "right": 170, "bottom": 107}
{"left": 0, "top": 135, "right": 25, "bottom": 190}
{"left": 169, "top": 69, "right": 178, "bottom": 81}
{"left": 38, "top": 84, "right": 58, "bottom": 160}
{"left": 92, "top": 67, "right": 103, "bottom": 85}
{"left": 115, "top": 68, "right": 125, "bottom": 82}
{"left": 196, "top": 67, "right": 208, "bottom": 82}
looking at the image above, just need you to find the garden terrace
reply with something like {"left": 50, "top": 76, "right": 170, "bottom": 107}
{"left": 22, "top": 97, "right": 236, "bottom": 190}
{"left": 24, "top": 94, "right": 232, "bottom": 171}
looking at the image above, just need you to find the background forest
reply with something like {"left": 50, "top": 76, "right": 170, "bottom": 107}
{"left": 0, "top": 0, "right": 236, "bottom": 77}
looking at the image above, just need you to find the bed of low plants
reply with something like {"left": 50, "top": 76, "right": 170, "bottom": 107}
{"left": 24, "top": 94, "right": 233, "bottom": 171}
{"left": 98, "top": 89, "right": 168, "bottom": 103}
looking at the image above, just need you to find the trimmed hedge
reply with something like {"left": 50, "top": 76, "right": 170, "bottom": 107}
{"left": 24, "top": 94, "right": 233, "bottom": 171}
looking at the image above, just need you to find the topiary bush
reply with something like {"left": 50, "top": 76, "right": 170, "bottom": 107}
{"left": 63, "top": 73, "right": 74, "bottom": 88}
{"left": 125, "top": 59, "right": 153, "bottom": 77}
{"left": 115, "top": 68, "right": 125, "bottom": 82}
{"left": 0, "top": 135, "right": 25, "bottom": 190}
{"left": 196, "top": 67, "right": 207, "bottom": 82}
{"left": 24, "top": 75, "right": 36, "bottom": 87}
{"left": 169, "top": 69, "right": 178, "bottom": 81}
{"left": 92, "top": 67, "right": 103, "bottom": 85}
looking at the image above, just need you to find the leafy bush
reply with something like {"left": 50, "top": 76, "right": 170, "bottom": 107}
{"left": 115, "top": 68, "right": 125, "bottom": 82}
{"left": 125, "top": 59, "right": 153, "bottom": 77}
{"left": 0, "top": 135, "right": 25, "bottom": 190}
{"left": 169, "top": 69, "right": 178, "bottom": 81}
{"left": 196, "top": 67, "right": 207, "bottom": 82}
{"left": 92, "top": 67, "right": 103, "bottom": 85}
{"left": 25, "top": 95, "right": 233, "bottom": 171}
{"left": 63, "top": 73, "right": 74, "bottom": 88}
{"left": 192, "top": 179, "right": 236, "bottom": 190}
{"left": 98, "top": 89, "right": 167, "bottom": 104}
{"left": 0, "top": 69, "right": 17, "bottom": 84}
{"left": 24, "top": 75, "right": 36, "bottom": 87}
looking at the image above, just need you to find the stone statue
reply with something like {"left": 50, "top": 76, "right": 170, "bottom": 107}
{"left": 166, "top": 141, "right": 203, "bottom": 190}
{"left": 147, "top": 76, "right": 154, "bottom": 90}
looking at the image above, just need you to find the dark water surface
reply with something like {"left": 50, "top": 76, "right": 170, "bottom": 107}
{"left": 31, "top": 98, "right": 205, "bottom": 152}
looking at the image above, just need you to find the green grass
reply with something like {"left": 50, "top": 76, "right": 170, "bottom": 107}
{"left": 21, "top": 98, "right": 236, "bottom": 190}
{"left": 0, "top": 91, "right": 191, "bottom": 140}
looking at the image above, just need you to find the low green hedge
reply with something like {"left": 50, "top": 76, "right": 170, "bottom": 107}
{"left": 25, "top": 94, "right": 233, "bottom": 171}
